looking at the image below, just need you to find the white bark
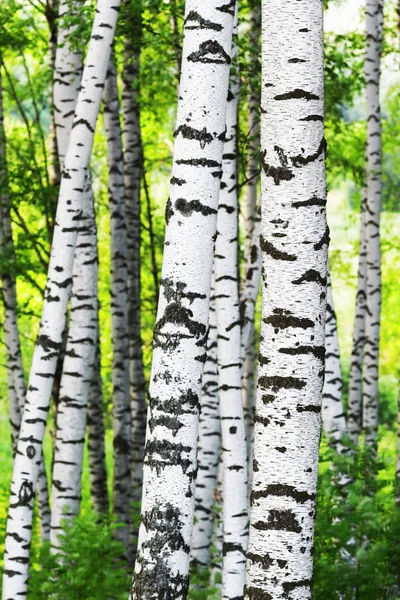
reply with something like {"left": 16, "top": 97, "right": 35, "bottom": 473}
{"left": 322, "top": 268, "right": 348, "bottom": 453}
{"left": 245, "top": 0, "right": 327, "bottom": 597}
{"left": 362, "top": 0, "right": 383, "bottom": 451}
{"left": 191, "top": 282, "right": 220, "bottom": 568}
{"left": 2, "top": 4, "right": 120, "bottom": 597}
{"left": 131, "top": 3, "right": 234, "bottom": 597}
{"left": 347, "top": 197, "right": 367, "bottom": 445}
{"left": 104, "top": 59, "right": 132, "bottom": 551}
{"left": 214, "top": 11, "right": 248, "bottom": 597}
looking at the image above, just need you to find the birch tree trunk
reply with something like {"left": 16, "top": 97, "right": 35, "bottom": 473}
{"left": 131, "top": 3, "right": 234, "bottom": 597}
{"left": 347, "top": 198, "right": 367, "bottom": 445}
{"left": 104, "top": 60, "right": 132, "bottom": 551}
{"left": 121, "top": 1, "right": 147, "bottom": 512}
{"left": 245, "top": 0, "right": 327, "bottom": 597}
{"left": 50, "top": 187, "right": 98, "bottom": 550}
{"left": 322, "top": 268, "right": 348, "bottom": 453}
{"left": 0, "top": 65, "right": 51, "bottom": 542}
{"left": 362, "top": 0, "right": 383, "bottom": 451}
{"left": 2, "top": 4, "right": 120, "bottom": 597}
{"left": 87, "top": 324, "right": 109, "bottom": 515}
{"left": 214, "top": 12, "right": 249, "bottom": 596}
{"left": 45, "top": 0, "right": 61, "bottom": 191}
{"left": 191, "top": 282, "right": 220, "bottom": 568}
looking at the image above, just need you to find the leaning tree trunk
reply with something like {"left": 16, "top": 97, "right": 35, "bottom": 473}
{"left": 87, "top": 322, "right": 109, "bottom": 515}
{"left": 104, "top": 59, "right": 132, "bottom": 552}
{"left": 0, "top": 64, "right": 51, "bottom": 542}
{"left": 121, "top": 0, "right": 147, "bottom": 521}
{"left": 131, "top": 3, "right": 235, "bottom": 597}
{"left": 362, "top": 0, "right": 383, "bottom": 452}
{"left": 45, "top": 0, "right": 61, "bottom": 192}
{"left": 322, "top": 267, "right": 348, "bottom": 453}
{"left": 347, "top": 197, "right": 367, "bottom": 446}
{"left": 245, "top": 0, "right": 327, "bottom": 597}
{"left": 191, "top": 281, "right": 220, "bottom": 568}
{"left": 2, "top": 4, "right": 120, "bottom": 597}
{"left": 214, "top": 11, "right": 248, "bottom": 597}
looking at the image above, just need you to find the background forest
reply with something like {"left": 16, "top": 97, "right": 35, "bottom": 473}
{"left": 0, "top": 0, "right": 400, "bottom": 598}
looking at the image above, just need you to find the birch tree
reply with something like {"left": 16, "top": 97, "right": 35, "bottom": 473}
{"left": 131, "top": 2, "right": 235, "bottom": 596}
{"left": 245, "top": 0, "right": 327, "bottom": 596}
{"left": 191, "top": 281, "right": 220, "bottom": 568}
{"left": 2, "top": 4, "right": 121, "bottom": 597}
{"left": 347, "top": 199, "right": 367, "bottom": 445}
{"left": 362, "top": 0, "right": 384, "bottom": 451}
{"left": 214, "top": 10, "right": 249, "bottom": 596}
{"left": 104, "top": 59, "right": 132, "bottom": 550}
{"left": 322, "top": 268, "right": 347, "bottom": 452}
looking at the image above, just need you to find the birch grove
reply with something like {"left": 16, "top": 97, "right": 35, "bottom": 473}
{"left": 0, "top": 0, "right": 399, "bottom": 597}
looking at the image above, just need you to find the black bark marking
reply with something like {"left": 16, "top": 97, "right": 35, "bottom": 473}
{"left": 274, "top": 88, "right": 320, "bottom": 101}
{"left": 251, "top": 484, "right": 315, "bottom": 504}
{"left": 216, "top": 0, "right": 236, "bottom": 15}
{"left": 36, "top": 335, "right": 62, "bottom": 352}
{"left": 259, "top": 376, "right": 306, "bottom": 392}
{"left": 26, "top": 445, "right": 36, "bottom": 459}
{"left": 165, "top": 198, "right": 174, "bottom": 224}
{"left": 297, "top": 404, "right": 321, "bottom": 413}
{"left": 244, "top": 587, "right": 272, "bottom": 600}
{"left": 170, "top": 176, "right": 186, "bottom": 186}
{"left": 253, "top": 509, "right": 301, "bottom": 533}
{"left": 223, "top": 542, "right": 246, "bottom": 556}
{"left": 246, "top": 551, "right": 273, "bottom": 570}
{"left": 174, "top": 124, "right": 213, "bottom": 149}
{"left": 175, "top": 198, "right": 217, "bottom": 217}
{"left": 18, "top": 481, "right": 34, "bottom": 506}
{"left": 264, "top": 309, "right": 314, "bottom": 330}
{"left": 188, "top": 40, "right": 231, "bottom": 65}
{"left": 290, "top": 137, "right": 326, "bottom": 168}
{"left": 72, "top": 118, "right": 94, "bottom": 132}
{"left": 260, "top": 149, "right": 294, "bottom": 186}
{"left": 314, "top": 226, "right": 330, "bottom": 250}
{"left": 300, "top": 114, "right": 324, "bottom": 122}
{"left": 184, "top": 11, "right": 222, "bottom": 31}
{"left": 145, "top": 439, "right": 192, "bottom": 474}
{"left": 148, "top": 414, "right": 183, "bottom": 436}
{"left": 288, "top": 58, "right": 307, "bottom": 63}
{"left": 292, "top": 196, "right": 326, "bottom": 208}
{"left": 176, "top": 157, "right": 220, "bottom": 168}
{"left": 282, "top": 579, "right": 312, "bottom": 594}
{"left": 279, "top": 345, "right": 325, "bottom": 360}
{"left": 260, "top": 236, "right": 296, "bottom": 261}
{"left": 292, "top": 269, "right": 326, "bottom": 286}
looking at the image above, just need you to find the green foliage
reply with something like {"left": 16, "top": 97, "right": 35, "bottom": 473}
{"left": 29, "top": 514, "right": 130, "bottom": 600}
{"left": 314, "top": 441, "right": 400, "bottom": 600}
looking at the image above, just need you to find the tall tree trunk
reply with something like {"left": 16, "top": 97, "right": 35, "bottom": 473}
{"left": 45, "top": 0, "right": 61, "bottom": 192}
{"left": 2, "top": 4, "right": 120, "bottom": 597}
{"left": 347, "top": 197, "right": 367, "bottom": 446}
{"left": 362, "top": 0, "right": 383, "bottom": 451}
{"left": 0, "top": 64, "right": 51, "bottom": 543}
{"left": 131, "top": 3, "right": 235, "bottom": 597}
{"left": 245, "top": 0, "right": 327, "bottom": 597}
{"left": 214, "top": 10, "right": 248, "bottom": 597}
{"left": 322, "top": 267, "right": 348, "bottom": 453}
{"left": 121, "top": 0, "right": 147, "bottom": 518}
{"left": 191, "top": 281, "right": 220, "bottom": 568}
{"left": 50, "top": 186, "right": 98, "bottom": 550}
{"left": 104, "top": 59, "right": 132, "bottom": 552}
{"left": 87, "top": 322, "right": 109, "bottom": 515}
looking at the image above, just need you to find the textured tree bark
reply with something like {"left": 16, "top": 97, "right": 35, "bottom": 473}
{"left": 347, "top": 197, "right": 367, "bottom": 445}
{"left": 104, "top": 59, "right": 132, "bottom": 552}
{"left": 121, "top": 1, "right": 147, "bottom": 518}
{"left": 322, "top": 268, "right": 348, "bottom": 453}
{"left": 2, "top": 4, "right": 120, "bottom": 597}
{"left": 0, "top": 65, "right": 51, "bottom": 543}
{"left": 245, "top": 0, "right": 327, "bottom": 597}
{"left": 191, "top": 281, "right": 220, "bottom": 568}
{"left": 87, "top": 323, "right": 109, "bottom": 515}
{"left": 131, "top": 3, "right": 234, "bottom": 597}
{"left": 214, "top": 11, "right": 248, "bottom": 596}
{"left": 45, "top": 0, "right": 61, "bottom": 192}
{"left": 362, "top": 0, "right": 383, "bottom": 452}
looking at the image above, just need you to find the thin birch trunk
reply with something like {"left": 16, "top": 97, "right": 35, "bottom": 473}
{"left": 2, "top": 4, "right": 120, "bottom": 597}
{"left": 45, "top": 0, "right": 61, "bottom": 191}
{"left": 245, "top": 0, "right": 327, "bottom": 596}
{"left": 121, "top": 1, "right": 147, "bottom": 514}
{"left": 191, "top": 281, "right": 220, "bottom": 568}
{"left": 322, "top": 268, "right": 348, "bottom": 453}
{"left": 131, "top": 3, "right": 235, "bottom": 597}
{"left": 347, "top": 197, "right": 367, "bottom": 445}
{"left": 0, "top": 65, "right": 51, "bottom": 543}
{"left": 104, "top": 60, "right": 132, "bottom": 551}
{"left": 87, "top": 323, "right": 109, "bottom": 515}
{"left": 362, "top": 0, "right": 383, "bottom": 451}
{"left": 214, "top": 11, "right": 248, "bottom": 596}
